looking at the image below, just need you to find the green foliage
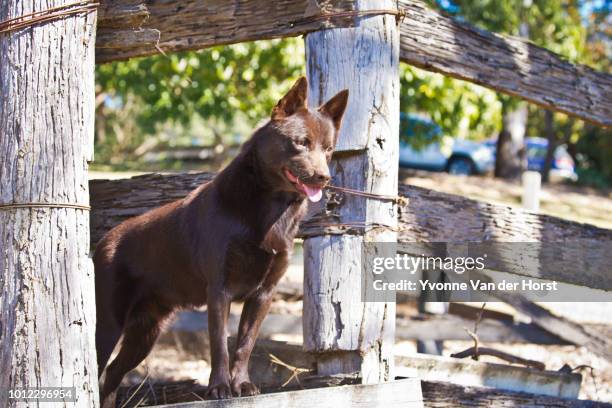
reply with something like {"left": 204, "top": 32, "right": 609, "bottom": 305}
{"left": 95, "top": 34, "right": 503, "bottom": 163}
{"left": 94, "top": 1, "right": 609, "bottom": 187}
{"left": 97, "top": 39, "right": 304, "bottom": 130}
{"left": 582, "top": 1, "right": 610, "bottom": 72}
{"left": 94, "top": 39, "right": 304, "bottom": 164}
{"left": 574, "top": 125, "right": 612, "bottom": 188}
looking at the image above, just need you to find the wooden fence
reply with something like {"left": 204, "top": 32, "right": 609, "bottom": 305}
{"left": 2, "top": 0, "right": 611, "bottom": 406}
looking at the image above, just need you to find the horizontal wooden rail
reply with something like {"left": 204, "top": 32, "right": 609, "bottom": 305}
{"left": 420, "top": 381, "right": 607, "bottom": 408}
{"left": 95, "top": 0, "right": 612, "bottom": 126}
{"left": 398, "top": 0, "right": 612, "bottom": 126}
{"left": 153, "top": 378, "right": 424, "bottom": 408}
{"left": 168, "top": 309, "right": 609, "bottom": 346}
{"left": 96, "top": 0, "right": 358, "bottom": 62}
{"left": 89, "top": 171, "right": 612, "bottom": 290}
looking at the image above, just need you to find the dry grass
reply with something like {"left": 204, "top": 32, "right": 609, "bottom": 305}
{"left": 399, "top": 169, "right": 612, "bottom": 229}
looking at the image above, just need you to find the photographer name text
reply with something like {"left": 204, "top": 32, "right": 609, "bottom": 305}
{"left": 372, "top": 279, "right": 558, "bottom": 292}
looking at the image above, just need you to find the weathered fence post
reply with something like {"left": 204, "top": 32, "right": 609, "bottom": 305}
{"left": 303, "top": 0, "right": 400, "bottom": 383}
{"left": 0, "top": 1, "right": 98, "bottom": 406}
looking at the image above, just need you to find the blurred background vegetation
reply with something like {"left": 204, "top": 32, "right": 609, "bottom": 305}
{"left": 94, "top": 0, "right": 611, "bottom": 188}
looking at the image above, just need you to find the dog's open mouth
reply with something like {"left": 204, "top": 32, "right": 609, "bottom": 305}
{"left": 284, "top": 168, "right": 323, "bottom": 203}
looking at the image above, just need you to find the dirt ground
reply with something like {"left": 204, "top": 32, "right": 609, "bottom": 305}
{"left": 121, "top": 326, "right": 612, "bottom": 405}
{"left": 119, "top": 298, "right": 611, "bottom": 404}
{"left": 398, "top": 169, "right": 612, "bottom": 229}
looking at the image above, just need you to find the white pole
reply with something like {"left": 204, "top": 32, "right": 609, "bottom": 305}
{"left": 522, "top": 171, "right": 541, "bottom": 212}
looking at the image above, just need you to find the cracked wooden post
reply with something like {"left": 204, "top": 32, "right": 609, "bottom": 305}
{"left": 0, "top": 1, "right": 98, "bottom": 406}
{"left": 302, "top": 0, "right": 400, "bottom": 383}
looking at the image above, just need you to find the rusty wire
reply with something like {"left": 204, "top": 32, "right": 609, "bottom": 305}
{"left": 0, "top": 0, "right": 98, "bottom": 35}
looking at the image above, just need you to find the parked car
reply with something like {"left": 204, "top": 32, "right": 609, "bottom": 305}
{"left": 398, "top": 113, "right": 494, "bottom": 175}
{"left": 483, "top": 137, "right": 577, "bottom": 181}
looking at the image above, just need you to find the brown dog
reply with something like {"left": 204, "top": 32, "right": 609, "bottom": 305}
{"left": 94, "top": 77, "right": 348, "bottom": 405}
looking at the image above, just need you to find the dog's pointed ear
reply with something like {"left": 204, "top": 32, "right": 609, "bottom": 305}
{"left": 319, "top": 89, "right": 349, "bottom": 131}
{"left": 271, "top": 76, "right": 308, "bottom": 120}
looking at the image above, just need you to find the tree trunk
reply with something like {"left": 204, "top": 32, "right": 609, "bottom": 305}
{"left": 542, "top": 110, "right": 556, "bottom": 183}
{"left": 0, "top": 2, "right": 98, "bottom": 407}
{"left": 494, "top": 102, "right": 527, "bottom": 179}
{"left": 302, "top": 0, "right": 400, "bottom": 383}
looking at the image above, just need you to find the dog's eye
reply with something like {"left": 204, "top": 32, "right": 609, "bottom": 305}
{"left": 325, "top": 146, "right": 333, "bottom": 153}
{"left": 296, "top": 138, "right": 311, "bottom": 148}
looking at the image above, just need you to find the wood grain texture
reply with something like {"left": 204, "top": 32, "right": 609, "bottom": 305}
{"left": 420, "top": 381, "right": 611, "bottom": 408}
{"left": 397, "top": 353, "right": 581, "bottom": 399}
{"left": 153, "top": 378, "right": 423, "bottom": 408}
{"left": 0, "top": 1, "right": 98, "bottom": 406}
{"left": 498, "top": 292, "right": 612, "bottom": 363}
{"left": 395, "top": 313, "right": 611, "bottom": 345}
{"left": 397, "top": 184, "right": 612, "bottom": 291}
{"left": 443, "top": 268, "right": 612, "bottom": 362}
{"left": 398, "top": 0, "right": 612, "bottom": 126}
{"left": 95, "top": 0, "right": 356, "bottom": 62}
{"left": 302, "top": 0, "right": 400, "bottom": 383}
{"left": 95, "top": 0, "right": 612, "bottom": 126}
{"left": 396, "top": 184, "right": 612, "bottom": 243}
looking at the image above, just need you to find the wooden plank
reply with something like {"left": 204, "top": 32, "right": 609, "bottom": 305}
{"left": 394, "top": 185, "right": 612, "bottom": 291}
{"left": 0, "top": 1, "right": 99, "bottom": 405}
{"left": 302, "top": 0, "right": 400, "bottom": 382}
{"left": 95, "top": 0, "right": 356, "bottom": 62}
{"left": 396, "top": 183, "right": 612, "bottom": 242}
{"left": 168, "top": 310, "right": 609, "bottom": 345}
{"left": 90, "top": 172, "right": 215, "bottom": 248}
{"left": 240, "top": 338, "right": 318, "bottom": 389}
{"left": 153, "top": 378, "right": 423, "bottom": 408}
{"left": 398, "top": 0, "right": 612, "bottom": 126}
{"left": 497, "top": 292, "right": 612, "bottom": 363}
{"left": 116, "top": 378, "right": 610, "bottom": 408}
{"left": 396, "top": 353, "right": 581, "bottom": 399}
{"left": 95, "top": 1, "right": 612, "bottom": 127}
{"left": 448, "top": 270, "right": 612, "bottom": 362}
{"left": 396, "top": 314, "right": 595, "bottom": 345}
{"left": 89, "top": 173, "right": 612, "bottom": 290}
{"left": 394, "top": 242, "right": 612, "bottom": 294}
{"left": 421, "top": 381, "right": 611, "bottom": 408}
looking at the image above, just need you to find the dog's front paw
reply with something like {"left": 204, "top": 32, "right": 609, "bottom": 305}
{"left": 206, "top": 382, "right": 232, "bottom": 399}
{"left": 100, "top": 391, "right": 117, "bottom": 408}
{"left": 231, "top": 380, "right": 260, "bottom": 397}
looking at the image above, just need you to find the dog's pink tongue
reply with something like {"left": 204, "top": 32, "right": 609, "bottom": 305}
{"left": 301, "top": 183, "right": 323, "bottom": 203}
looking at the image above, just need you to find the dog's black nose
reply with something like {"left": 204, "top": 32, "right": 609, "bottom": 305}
{"left": 315, "top": 173, "right": 331, "bottom": 184}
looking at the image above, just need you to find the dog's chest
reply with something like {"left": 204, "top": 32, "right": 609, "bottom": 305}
{"left": 260, "top": 199, "right": 306, "bottom": 254}
{"left": 224, "top": 200, "right": 306, "bottom": 299}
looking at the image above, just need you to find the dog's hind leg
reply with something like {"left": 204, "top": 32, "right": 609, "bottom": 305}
{"left": 96, "top": 314, "right": 121, "bottom": 379}
{"left": 99, "top": 299, "right": 170, "bottom": 407}
{"left": 95, "top": 262, "right": 129, "bottom": 378}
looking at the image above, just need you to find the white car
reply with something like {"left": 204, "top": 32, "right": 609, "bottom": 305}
{"left": 399, "top": 114, "right": 494, "bottom": 175}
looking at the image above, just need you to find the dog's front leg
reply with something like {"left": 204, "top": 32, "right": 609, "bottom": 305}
{"left": 231, "top": 251, "right": 289, "bottom": 396}
{"left": 230, "top": 289, "right": 273, "bottom": 396}
{"left": 206, "top": 289, "right": 232, "bottom": 399}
